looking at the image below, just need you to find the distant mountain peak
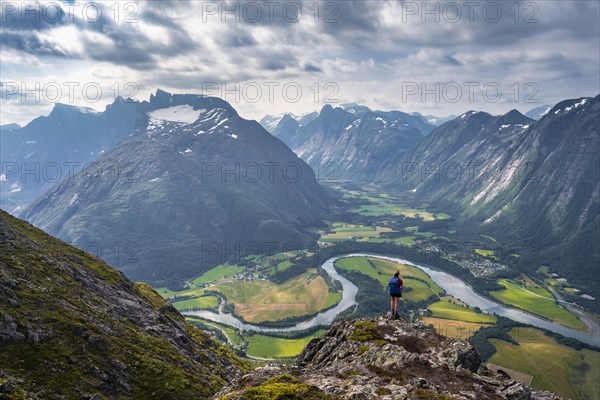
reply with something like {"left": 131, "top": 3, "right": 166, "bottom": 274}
{"left": 50, "top": 102, "right": 101, "bottom": 115}
{"left": 458, "top": 110, "right": 491, "bottom": 121}
{"left": 525, "top": 104, "right": 555, "bottom": 120}
{"left": 496, "top": 109, "right": 533, "bottom": 126}
{"left": 339, "top": 103, "right": 373, "bottom": 115}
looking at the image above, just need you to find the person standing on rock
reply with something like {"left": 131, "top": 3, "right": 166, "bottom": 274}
{"left": 387, "top": 271, "right": 403, "bottom": 318}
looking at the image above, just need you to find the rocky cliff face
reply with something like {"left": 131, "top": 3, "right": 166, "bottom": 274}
{"left": 214, "top": 317, "right": 560, "bottom": 400}
{"left": 0, "top": 210, "right": 247, "bottom": 399}
{"left": 275, "top": 105, "right": 424, "bottom": 183}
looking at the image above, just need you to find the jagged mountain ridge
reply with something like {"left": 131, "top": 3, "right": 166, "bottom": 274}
{"left": 215, "top": 317, "right": 560, "bottom": 399}
{"left": 259, "top": 111, "right": 319, "bottom": 133}
{"left": 382, "top": 96, "right": 600, "bottom": 300}
{"left": 0, "top": 99, "right": 148, "bottom": 215}
{"left": 21, "top": 90, "right": 335, "bottom": 285}
{"left": 268, "top": 104, "right": 427, "bottom": 182}
{"left": 0, "top": 209, "right": 246, "bottom": 399}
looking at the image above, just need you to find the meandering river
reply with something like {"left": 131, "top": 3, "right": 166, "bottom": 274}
{"left": 184, "top": 253, "right": 600, "bottom": 347}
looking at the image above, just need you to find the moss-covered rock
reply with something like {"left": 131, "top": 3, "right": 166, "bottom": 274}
{"left": 349, "top": 320, "right": 384, "bottom": 343}
{"left": 216, "top": 373, "right": 331, "bottom": 400}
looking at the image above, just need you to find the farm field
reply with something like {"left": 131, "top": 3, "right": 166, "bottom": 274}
{"left": 489, "top": 279, "right": 585, "bottom": 331}
{"left": 334, "top": 256, "right": 444, "bottom": 301}
{"left": 474, "top": 248, "right": 497, "bottom": 259}
{"left": 211, "top": 269, "right": 339, "bottom": 323}
{"left": 155, "top": 286, "right": 208, "bottom": 299}
{"left": 338, "top": 187, "right": 451, "bottom": 221}
{"left": 428, "top": 298, "right": 497, "bottom": 323}
{"left": 489, "top": 328, "right": 600, "bottom": 400}
{"left": 171, "top": 295, "right": 219, "bottom": 311}
{"left": 320, "top": 223, "right": 393, "bottom": 242}
{"left": 420, "top": 317, "right": 492, "bottom": 339}
{"left": 350, "top": 203, "right": 438, "bottom": 220}
{"left": 323, "top": 291, "right": 343, "bottom": 309}
{"left": 191, "top": 264, "right": 246, "bottom": 285}
{"left": 344, "top": 192, "right": 451, "bottom": 221}
{"left": 154, "top": 264, "right": 246, "bottom": 298}
{"left": 186, "top": 317, "right": 326, "bottom": 359}
{"left": 245, "top": 329, "right": 327, "bottom": 359}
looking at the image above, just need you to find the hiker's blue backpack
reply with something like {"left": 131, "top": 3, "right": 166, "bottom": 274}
{"left": 387, "top": 277, "right": 401, "bottom": 296}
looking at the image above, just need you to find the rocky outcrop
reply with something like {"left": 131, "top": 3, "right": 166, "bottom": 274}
{"left": 214, "top": 317, "right": 561, "bottom": 400}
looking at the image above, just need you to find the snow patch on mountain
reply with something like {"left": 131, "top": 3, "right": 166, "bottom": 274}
{"left": 75, "top": 106, "right": 101, "bottom": 114}
{"left": 554, "top": 99, "right": 588, "bottom": 115}
{"left": 148, "top": 105, "right": 204, "bottom": 124}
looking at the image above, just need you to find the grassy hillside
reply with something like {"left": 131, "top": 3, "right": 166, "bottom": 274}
{"left": 0, "top": 210, "right": 247, "bottom": 399}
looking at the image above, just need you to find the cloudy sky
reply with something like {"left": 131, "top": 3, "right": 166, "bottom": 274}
{"left": 1, "top": 0, "right": 599, "bottom": 125}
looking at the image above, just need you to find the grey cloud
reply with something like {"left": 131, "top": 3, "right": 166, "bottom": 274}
{"left": 442, "top": 55, "right": 462, "bottom": 66}
{"left": 84, "top": 38, "right": 156, "bottom": 67}
{"left": 216, "top": 28, "right": 257, "bottom": 48}
{"left": 0, "top": 31, "right": 73, "bottom": 57}
{"left": 0, "top": 6, "right": 68, "bottom": 31}
{"left": 304, "top": 64, "right": 322, "bottom": 73}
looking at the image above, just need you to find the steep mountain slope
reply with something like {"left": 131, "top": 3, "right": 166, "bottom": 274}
{"left": 384, "top": 96, "right": 600, "bottom": 299}
{"left": 525, "top": 104, "right": 555, "bottom": 120}
{"left": 215, "top": 317, "right": 559, "bottom": 399}
{"left": 0, "top": 210, "right": 246, "bottom": 399}
{"left": 0, "top": 100, "right": 146, "bottom": 215}
{"left": 271, "top": 105, "right": 425, "bottom": 182}
{"left": 21, "top": 90, "right": 334, "bottom": 285}
{"left": 382, "top": 109, "right": 535, "bottom": 199}
{"left": 337, "top": 104, "right": 435, "bottom": 135}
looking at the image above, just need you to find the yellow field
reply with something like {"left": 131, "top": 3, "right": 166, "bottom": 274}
{"left": 420, "top": 317, "right": 491, "bottom": 339}
{"left": 428, "top": 298, "right": 497, "bottom": 323}
{"left": 320, "top": 224, "right": 393, "bottom": 242}
{"left": 211, "top": 269, "right": 334, "bottom": 323}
